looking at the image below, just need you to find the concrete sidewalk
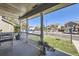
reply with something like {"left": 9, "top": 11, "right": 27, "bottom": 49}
{"left": 72, "top": 40, "right": 79, "bottom": 53}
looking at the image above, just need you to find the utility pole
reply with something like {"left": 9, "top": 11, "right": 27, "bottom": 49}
{"left": 69, "top": 27, "right": 73, "bottom": 44}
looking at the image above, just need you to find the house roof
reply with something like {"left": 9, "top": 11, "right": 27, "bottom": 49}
{"left": 74, "top": 21, "right": 79, "bottom": 24}
{"left": 65, "top": 21, "right": 79, "bottom": 26}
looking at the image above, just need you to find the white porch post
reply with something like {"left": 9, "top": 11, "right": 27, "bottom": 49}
{"left": 40, "top": 12, "right": 45, "bottom": 55}
{"left": 40, "top": 13, "right": 44, "bottom": 43}
{"left": 19, "top": 19, "right": 21, "bottom": 40}
{"left": 26, "top": 19, "right": 28, "bottom": 43}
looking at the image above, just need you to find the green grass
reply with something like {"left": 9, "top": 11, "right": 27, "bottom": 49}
{"left": 28, "top": 35, "right": 79, "bottom": 56}
{"left": 44, "top": 35, "right": 79, "bottom": 56}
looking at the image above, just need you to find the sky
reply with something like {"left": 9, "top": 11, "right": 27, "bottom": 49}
{"left": 28, "top": 4, "right": 79, "bottom": 26}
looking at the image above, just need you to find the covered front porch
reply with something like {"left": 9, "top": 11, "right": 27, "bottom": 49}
{"left": 0, "top": 3, "right": 74, "bottom": 56}
{"left": 0, "top": 32, "right": 70, "bottom": 56}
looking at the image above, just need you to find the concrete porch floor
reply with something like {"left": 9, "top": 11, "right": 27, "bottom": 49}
{"left": 0, "top": 40, "right": 41, "bottom": 56}
{"left": 0, "top": 39, "right": 70, "bottom": 56}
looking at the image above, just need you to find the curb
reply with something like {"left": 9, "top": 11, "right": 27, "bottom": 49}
{"left": 54, "top": 48, "right": 74, "bottom": 56}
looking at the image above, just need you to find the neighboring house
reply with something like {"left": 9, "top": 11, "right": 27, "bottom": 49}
{"left": 58, "top": 26, "right": 65, "bottom": 32}
{"left": 64, "top": 21, "right": 79, "bottom": 33}
{"left": 28, "top": 26, "right": 35, "bottom": 33}
{"left": 47, "top": 24, "right": 62, "bottom": 32}
{"left": 28, "top": 26, "right": 35, "bottom": 31}
{"left": 34, "top": 26, "right": 40, "bottom": 31}
{"left": 21, "top": 21, "right": 26, "bottom": 32}
{"left": 0, "top": 16, "right": 14, "bottom": 32}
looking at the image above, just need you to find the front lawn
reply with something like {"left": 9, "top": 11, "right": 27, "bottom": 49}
{"left": 44, "top": 35, "right": 79, "bottom": 56}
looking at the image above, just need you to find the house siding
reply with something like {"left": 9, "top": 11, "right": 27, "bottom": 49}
{"left": 0, "top": 16, "right": 14, "bottom": 32}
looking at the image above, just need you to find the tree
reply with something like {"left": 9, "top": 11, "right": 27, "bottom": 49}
{"left": 14, "top": 25, "right": 20, "bottom": 33}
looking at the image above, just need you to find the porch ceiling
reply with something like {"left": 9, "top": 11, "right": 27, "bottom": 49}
{"left": 0, "top": 3, "right": 74, "bottom": 19}
{"left": 19, "top": 3, "right": 74, "bottom": 20}
{"left": 0, "top": 3, "right": 37, "bottom": 18}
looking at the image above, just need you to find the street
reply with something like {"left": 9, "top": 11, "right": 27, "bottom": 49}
{"left": 31, "top": 31, "right": 79, "bottom": 41}
{"left": 31, "top": 31, "right": 79, "bottom": 53}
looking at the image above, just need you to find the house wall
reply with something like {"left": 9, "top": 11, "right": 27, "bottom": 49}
{"left": 64, "top": 22, "right": 79, "bottom": 33}
{"left": 0, "top": 16, "right": 14, "bottom": 32}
